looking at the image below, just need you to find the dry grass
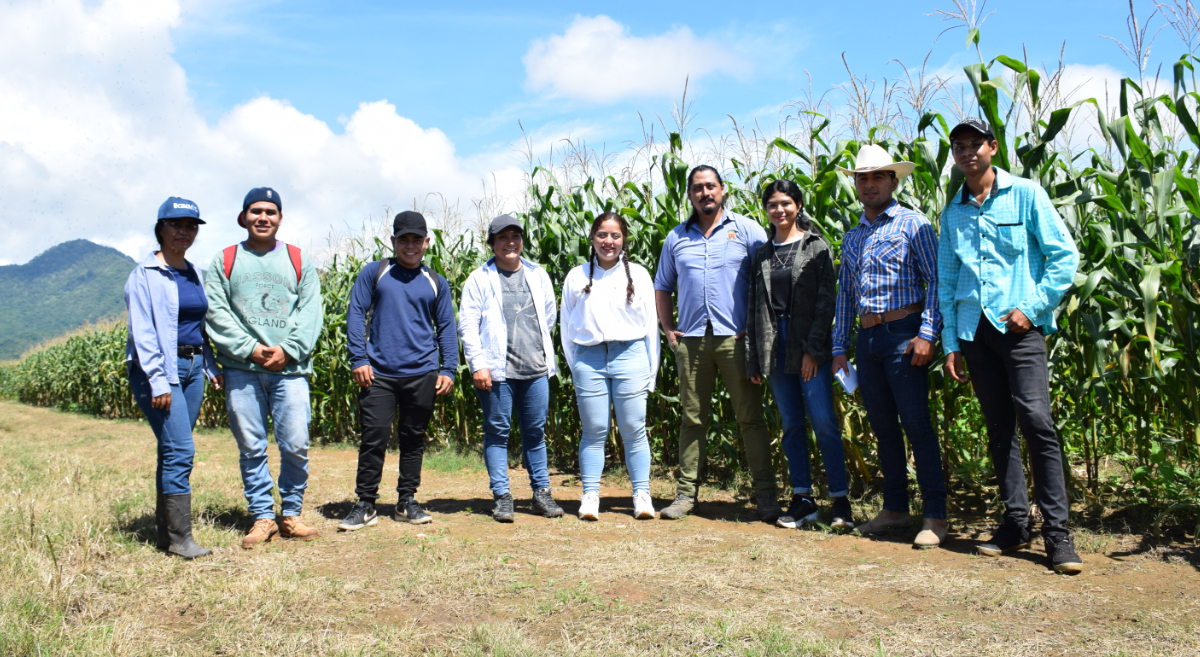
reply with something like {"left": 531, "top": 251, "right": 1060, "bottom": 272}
{"left": 2, "top": 400, "right": 1199, "bottom": 656}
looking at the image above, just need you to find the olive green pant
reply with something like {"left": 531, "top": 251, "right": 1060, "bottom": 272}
{"left": 673, "top": 330, "right": 776, "bottom": 498}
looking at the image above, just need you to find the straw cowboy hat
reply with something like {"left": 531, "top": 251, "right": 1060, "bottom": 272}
{"left": 837, "top": 144, "right": 915, "bottom": 179}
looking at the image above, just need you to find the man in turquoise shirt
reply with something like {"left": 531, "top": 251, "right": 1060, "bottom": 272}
{"left": 937, "top": 118, "right": 1083, "bottom": 573}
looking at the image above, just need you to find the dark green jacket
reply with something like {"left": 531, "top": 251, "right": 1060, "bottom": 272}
{"left": 746, "top": 230, "right": 836, "bottom": 378}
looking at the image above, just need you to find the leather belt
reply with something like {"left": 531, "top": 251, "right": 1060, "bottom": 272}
{"left": 178, "top": 345, "right": 203, "bottom": 358}
{"left": 860, "top": 302, "right": 924, "bottom": 329}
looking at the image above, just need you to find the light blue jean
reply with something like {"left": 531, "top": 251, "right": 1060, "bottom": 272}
{"left": 768, "top": 318, "right": 849, "bottom": 498}
{"left": 477, "top": 376, "right": 550, "bottom": 497}
{"left": 129, "top": 355, "right": 206, "bottom": 495}
{"left": 224, "top": 367, "right": 312, "bottom": 519}
{"left": 572, "top": 340, "right": 652, "bottom": 495}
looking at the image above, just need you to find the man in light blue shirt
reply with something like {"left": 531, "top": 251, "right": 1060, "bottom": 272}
{"left": 938, "top": 118, "right": 1083, "bottom": 573}
{"left": 654, "top": 165, "right": 778, "bottom": 521}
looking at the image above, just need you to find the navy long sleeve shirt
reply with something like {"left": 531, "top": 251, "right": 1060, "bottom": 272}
{"left": 346, "top": 261, "right": 458, "bottom": 380}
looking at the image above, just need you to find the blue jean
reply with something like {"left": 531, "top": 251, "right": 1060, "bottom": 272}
{"left": 768, "top": 318, "right": 849, "bottom": 498}
{"left": 224, "top": 368, "right": 312, "bottom": 519}
{"left": 129, "top": 355, "right": 206, "bottom": 496}
{"left": 855, "top": 314, "right": 947, "bottom": 519}
{"left": 476, "top": 376, "right": 551, "bottom": 497}
{"left": 572, "top": 340, "right": 652, "bottom": 495}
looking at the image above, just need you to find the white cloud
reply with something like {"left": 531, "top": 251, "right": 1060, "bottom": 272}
{"left": 0, "top": 0, "right": 525, "bottom": 266}
{"left": 522, "top": 15, "right": 749, "bottom": 103}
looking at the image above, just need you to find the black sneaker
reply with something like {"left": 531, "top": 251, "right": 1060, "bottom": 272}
{"left": 977, "top": 519, "right": 1033, "bottom": 557}
{"left": 397, "top": 499, "right": 432, "bottom": 525}
{"left": 776, "top": 494, "right": 818, "bottom": 529}
{"left": 493, "top": 493, "right": 515, "bottom": 523}
{"left": 755, "top": 494, "right": 783, "bottom": 523}
{"left": 337, "top": 501, "right": 378, "bottom": 531}
{"left": 532, "top": 488, "right": 564, "bottom": 518}
{"left": 831, "top": 496, "right": 855, "bottom": 531}
{"left": 1045, "top": 532, "right": 1084, "bottom": 574}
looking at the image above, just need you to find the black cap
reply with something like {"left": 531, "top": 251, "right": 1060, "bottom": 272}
{"left": 243, "top": 187, "right": 281, "bottom": 212}
{"left": 393, "top": 211, "right": 427, "bottom": 237}
{"left": 950, "top": 117, "right": 995, "bottom": 140}
{"left": 486, "top": 214, "right": 522, "bottom": 244}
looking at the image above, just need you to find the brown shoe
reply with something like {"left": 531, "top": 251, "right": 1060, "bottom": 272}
{"left": 856, "top": 510, "right": 912, "bottom": 535}
{"left": 913, "top": 518, "right": 948, "bottom": 549}
{"left": 279, "top": 515, "right": 319, "bottom": 541}
{"left": 242, "top": 518, "right": 278, "bottom": 549}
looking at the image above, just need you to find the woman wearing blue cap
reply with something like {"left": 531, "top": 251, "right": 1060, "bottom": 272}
{"left": 125, "top": 197, "right": 223, "bottom": 559}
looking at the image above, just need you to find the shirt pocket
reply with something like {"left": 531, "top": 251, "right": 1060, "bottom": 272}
{"left": 722, "top": 236, "right": 748, "bottom": 270}
{"left": 870, "top": 236, "right": 908, "bottom": 276}
{"left": 992, "top": 218, "right": 1026, "bottom": 256}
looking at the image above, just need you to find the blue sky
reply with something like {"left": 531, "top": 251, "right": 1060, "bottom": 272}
{"left": 0, "top": 0, "right": 1178, "bottom": 265}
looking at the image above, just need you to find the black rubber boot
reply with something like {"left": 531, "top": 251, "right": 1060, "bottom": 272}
{"left": 155, "top": 491, "right": 169, "bottom": 552}
{"left": 164, "top": 494, "right": 213, "bottom": 560}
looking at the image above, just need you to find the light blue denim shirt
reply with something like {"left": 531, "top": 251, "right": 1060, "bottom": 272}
{"left": 654, "top": 209, "right": 768, "bottom": 337}
{"left": 937, "top": 168, "right": 1080, "bottom": 354}
{"left": 125, "top": 252, "right": 219, "bottom": 396}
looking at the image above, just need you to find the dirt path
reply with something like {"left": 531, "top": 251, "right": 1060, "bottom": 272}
{"left": 1, "top": 400, "right": 1198, "bottom": 656}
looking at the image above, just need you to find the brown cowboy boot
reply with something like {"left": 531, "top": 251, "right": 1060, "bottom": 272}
{"left": 279, "top": 515, "right": 320, "bottom": 541}
{"left": 242, "top": 518, "right": 278, "bottom": 549}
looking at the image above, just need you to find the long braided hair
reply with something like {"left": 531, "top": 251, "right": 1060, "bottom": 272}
{"left": 581, "top": 212, "right": 635, "bottom": 305}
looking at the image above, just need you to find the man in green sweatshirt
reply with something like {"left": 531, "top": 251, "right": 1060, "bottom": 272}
{"left": 204, "top": 187, "right": 325, "bottom": 548}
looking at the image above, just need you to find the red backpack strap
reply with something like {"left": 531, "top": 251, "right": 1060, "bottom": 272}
{"left": 286, "top": 244, "right": 302, "bottom": 283}
{"left": 222, "top": 245, "right": 238, "bottom": 280}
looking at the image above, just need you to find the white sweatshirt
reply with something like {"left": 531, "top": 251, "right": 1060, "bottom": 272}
{"left": 560, "top": 260, "right": 660, "bottom": 390}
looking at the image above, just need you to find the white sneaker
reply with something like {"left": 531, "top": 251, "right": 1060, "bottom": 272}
{"left": 633, "top": 490, "right": 655, "bottom": 520}
{"left": 578, "top": 492, "right": 600, "bottom": 521}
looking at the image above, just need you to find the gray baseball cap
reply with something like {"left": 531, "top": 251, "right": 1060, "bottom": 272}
{"left": 487, "top": 214, "right": 523, "bottom": 244}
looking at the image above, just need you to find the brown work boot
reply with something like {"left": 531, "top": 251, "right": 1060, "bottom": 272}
{"left": 279, "top": 515, "right": 320, "bottom": 541}
{"left": 856, "top": 509, "right": 912, "bottom": 536}
{"left": 242, "top": 518, "right": 278, "bottom": 549}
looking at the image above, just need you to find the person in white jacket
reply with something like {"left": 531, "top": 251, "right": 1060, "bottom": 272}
{"left": 561, "top": 212, "right": 660, "bottom": 520}
{"left": 458, "top": 214, "right": 564, "bottom": 522}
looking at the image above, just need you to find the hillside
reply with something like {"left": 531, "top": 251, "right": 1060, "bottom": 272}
{"left": 0, "top": 239, "right": 135, "bottom": 360}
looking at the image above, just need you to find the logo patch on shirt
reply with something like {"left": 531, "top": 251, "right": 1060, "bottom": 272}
{"left": 727, "top": 231, "right": 737, "bottom": 240}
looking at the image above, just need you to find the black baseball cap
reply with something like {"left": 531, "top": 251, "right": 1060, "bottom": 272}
{"left": 950, "top": 117, "right": 995, "bottom": 141}
{"left": 486, "top": 214, "right": 523, "bottom": 244}
{"left": 393, "top": 211, "right": 427, "bottom": 237}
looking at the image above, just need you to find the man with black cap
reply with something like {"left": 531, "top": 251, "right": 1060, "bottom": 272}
{"left": 205, "top": 187, "right": 325, "bottom": 548}
{"left": 938, "top": 118, "right": 1083, "bottom": 573}
{"left": 458, "top": 214, "right": 563, "bottom": 522}
{"left": 338, "top": 211, "right": 458, "bottom": 530}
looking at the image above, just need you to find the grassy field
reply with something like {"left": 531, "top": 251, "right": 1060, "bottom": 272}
{"left": 1, "top": 399, "right": 1199, "bottom": 656}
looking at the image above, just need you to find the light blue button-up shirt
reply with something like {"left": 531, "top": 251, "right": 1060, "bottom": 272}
{"left": 937, "top": 168, "right": 1080, "bottom": 354}
{"left": 654, "top": 209, "right": 767, "bottom": 337}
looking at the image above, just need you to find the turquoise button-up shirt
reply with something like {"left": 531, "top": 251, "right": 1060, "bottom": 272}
{"left": 936, "top": 168, "right": 1080, "bottom": 354}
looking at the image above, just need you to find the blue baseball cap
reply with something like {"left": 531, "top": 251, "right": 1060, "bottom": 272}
{"left": 243, "top": 187, "right": 281, "bottom": 212}
{"left": 157, "top": 197, "right": 205, "bottom": 224}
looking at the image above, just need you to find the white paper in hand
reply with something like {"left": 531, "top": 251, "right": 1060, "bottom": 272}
{"left": 835, "top": 363, "right": 859, "bottom": 394}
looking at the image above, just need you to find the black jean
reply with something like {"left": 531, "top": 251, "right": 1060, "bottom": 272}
{"left": 960, "top": 317, "right": 1069, "bottom": 536}
{"left": 355, "top": 371, "right": 437, "bottom": 503}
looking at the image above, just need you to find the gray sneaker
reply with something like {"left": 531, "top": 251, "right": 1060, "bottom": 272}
{"left": 658, "top": 494, "right": 695, "bottom": 520}
{"left": 755, "top": 494, "right": 783, "bottom": 523}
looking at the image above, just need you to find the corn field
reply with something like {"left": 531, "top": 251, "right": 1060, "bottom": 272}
{"left": 4, "top": 33, "right": 1200, "bottom": 528}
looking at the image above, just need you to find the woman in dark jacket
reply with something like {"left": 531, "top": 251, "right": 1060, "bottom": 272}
{"left": 747, "top": 180, "right": 853, "bottom": 531}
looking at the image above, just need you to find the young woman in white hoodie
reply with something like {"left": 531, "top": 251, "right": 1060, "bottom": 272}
{"left": 560, "top": 212, "right": 660, "bottom": 520}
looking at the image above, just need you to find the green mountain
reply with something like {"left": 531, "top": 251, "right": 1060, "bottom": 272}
{"left": 0, "top": 239, "right": 136, "bottom": 360}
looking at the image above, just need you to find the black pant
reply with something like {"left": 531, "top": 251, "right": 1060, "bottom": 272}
{"left": 960, "top": 318, "right": 1069, "bottom": 535}
{"left": 355, "top": 371, "right": 437, "bottom": 503}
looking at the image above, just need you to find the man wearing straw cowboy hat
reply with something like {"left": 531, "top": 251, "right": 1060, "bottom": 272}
{"left": 831, "top": 144, "right": 949, "bottom": 548}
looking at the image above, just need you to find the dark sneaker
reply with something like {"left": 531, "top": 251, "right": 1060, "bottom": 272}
{"left": 777, "top": 494, "right": 818, "bottom": 529}
{"left": 831, "top": 496, "right": 855, "bottom": 531}
{"left": 398, "top": 499, "right": 432, "bottom": 525}
{"left": 337, "top": 501, "right": 378, "bottom": 532}
{"left": 532, "top": 488, "right": 564, "bottom": 518}
{"left": 1045, "top": 532, "right": 1084, "bottom": 574}
{"left": 977, "top": 519, "right": 1032, "bottom": 557}
{"left": 755, "top": 494, "right": 783, "bottom": 523}
{"left": 493, "top": 493, "right": 515, "bottom": 523}
{"left": 659, "top": 494, "right": 695, "bottom": 520}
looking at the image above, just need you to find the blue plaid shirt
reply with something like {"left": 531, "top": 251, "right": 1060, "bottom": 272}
{"left": 832, "top": 200, "right": 941, "bottom": 355}
{"left": 937, "top": 168, "right": 1079, "bottom": 354}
